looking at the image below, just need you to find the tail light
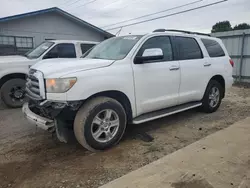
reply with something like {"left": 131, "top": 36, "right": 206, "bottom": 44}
{"left": 229, "top": 59, "right": 234, "bottom": 67}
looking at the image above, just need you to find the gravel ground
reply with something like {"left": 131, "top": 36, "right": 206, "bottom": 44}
{"left": 0, "top": 86, "right": 250, "bottom": 188}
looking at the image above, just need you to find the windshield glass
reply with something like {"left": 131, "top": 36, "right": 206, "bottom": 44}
{"left": 85, "top": 35, "right": 143, "bottom": 60}
{"left": 26, "top": 42, "right": 54, "bottom": 59}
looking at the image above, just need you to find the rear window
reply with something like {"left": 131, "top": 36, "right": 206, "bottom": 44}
{"left": 201, "top": 39, "right": 225, "bottom": 57}
{"left": 175, "top": 37, "right": 203, "bottom": 60}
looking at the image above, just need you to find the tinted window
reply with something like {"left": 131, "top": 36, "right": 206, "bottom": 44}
{"left": 175, "top": 37, "right": 203, "bottom": 60}
{"left": 81, "top": 43, "right": 96, "bottom": 54}
{"left": 202, "top": 39, "right": 225, "bottom": 57}
{"left": 44, "top": 43, "right": 76, "bottom": 59}
{"left": 137, "top": 36, "right": 173, "bottom": 62}
{"left": 57, "top": 43, "right": 76, "bottom": 58}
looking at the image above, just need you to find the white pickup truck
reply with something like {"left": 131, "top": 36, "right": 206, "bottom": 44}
{"left": 22, "top": 30, "right": 233, "bottom": 151}
{"left": 0, "top": 40, "right": 98, "bottom": 108}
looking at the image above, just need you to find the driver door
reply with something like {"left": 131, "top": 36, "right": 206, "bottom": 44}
{"left": 132, "top": 36, "right": 180, "bottom": 116}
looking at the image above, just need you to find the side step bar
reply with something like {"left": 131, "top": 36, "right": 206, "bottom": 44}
{"left": 133, "top": 102, "right": 202, "bottom": 124}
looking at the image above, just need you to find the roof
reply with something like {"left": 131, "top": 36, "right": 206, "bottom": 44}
{"left": 50, "top": 40, "right": 99, "bottom": 44}
{"left": 0, "top": 7, "right": 114, "bottom": 38}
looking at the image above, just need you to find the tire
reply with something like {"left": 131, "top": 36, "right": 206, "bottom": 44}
{"left": 0, "top": 78, "right": 26, "bottom": 108}
{"left": 74, "top": 97, "right": 127, "bottom": 152}
{"left": 200, "top": 80, "right": 223, "bottom": 113}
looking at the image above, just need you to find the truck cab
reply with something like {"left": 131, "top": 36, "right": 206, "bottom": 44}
{"left": 0, "top": 40, "right": 98, "bottom": 107}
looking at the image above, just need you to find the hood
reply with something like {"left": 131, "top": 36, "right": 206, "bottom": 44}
{"left": 31, "top": 58, "right": 115, "bottom": 78}
{"left": 0, "top": 55, "right": 33, "bottom": 65}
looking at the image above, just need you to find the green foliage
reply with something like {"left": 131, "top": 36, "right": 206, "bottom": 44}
{"left": 212, "top": 21, "right": 250, "bottom": 33}
{"left": 234, "top": 23, "right": 250, "bottom": 30}
{"left": 211, "top": 21, "right": 232, "bottom": 33}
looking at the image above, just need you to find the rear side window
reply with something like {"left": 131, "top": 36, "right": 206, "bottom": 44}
{"left": 175, "top": 37, "right": 203, "bottom": 60}
{"left": 201, "top": 39, "right": 225, "bottom": 57}
{"left": 81, "top": 43, "right": 96, "bottom": 54}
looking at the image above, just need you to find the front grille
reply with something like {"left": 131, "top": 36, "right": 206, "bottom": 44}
{"left": 26, "top": 69, "right": 45, "bottom": 100}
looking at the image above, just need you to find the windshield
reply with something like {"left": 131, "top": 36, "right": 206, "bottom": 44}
{"left": 26, "top": 42, "right": 54, "bottom": 59}
{"left": 85, "top": 35, "right": 143, "bottom": 60}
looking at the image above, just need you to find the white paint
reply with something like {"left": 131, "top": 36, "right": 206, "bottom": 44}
{"left": 27, "top": 31, "right": 233, "bottom": 122}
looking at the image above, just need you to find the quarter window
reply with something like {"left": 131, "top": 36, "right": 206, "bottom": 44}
{"left": 81, "top": 43, "right": 96, "bottom": 54}
{"left": 137, "top": 36, "right": 173, "bottom": 62}
{"left": 201, "top": 39, "right": 225, "bottom": 57}
{"left": 175, "top": 37, "right": 203, "bottom": 60}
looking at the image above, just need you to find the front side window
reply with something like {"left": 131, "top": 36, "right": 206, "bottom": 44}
{"left": 26, "top": 42, "right": 54, "bottom": 59}
{"left": 201, "top": 39, "right": 225, "bottom": 57}
{"left": 136, "top": 36, "right": 173, "bottom": 62}
{"left": 44, "top": 43, "right": 76, "bottom": 59}
{"left": 85, "top": 35, "right": 143, "bottom": 60}
{"left": 175, "top": 37, "right": 203, "bottom": 60}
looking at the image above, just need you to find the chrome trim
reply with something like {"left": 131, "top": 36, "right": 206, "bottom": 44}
{"left": 22, "top": 103, "right": 55, "bottom": 130}
{"left": 33, "top": 71, "right": 46, "bottom": 99}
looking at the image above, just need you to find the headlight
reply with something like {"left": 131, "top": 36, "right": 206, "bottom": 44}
{"left": 46, "top": 78, "right": 77, "bottom": 93}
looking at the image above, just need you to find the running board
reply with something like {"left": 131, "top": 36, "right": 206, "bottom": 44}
{"left": 133, "top": 102, "right": 202, "bottom": 124}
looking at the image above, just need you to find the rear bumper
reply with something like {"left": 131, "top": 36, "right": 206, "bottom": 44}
{"left": 22, "top": 103, "right": 55, "bottom": 131}
{"left": 226, "top": 77, "right": 234, "bottom": 89}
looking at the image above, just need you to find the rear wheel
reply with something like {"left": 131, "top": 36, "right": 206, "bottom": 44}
{"left": 0, "top": 78, "right": 26, "bottom": 108}
{"left": 74, "top": 97, "right": 127, "bottom": 151}
{"left": 200, "top": 80, "right": 223, "bottom": 113}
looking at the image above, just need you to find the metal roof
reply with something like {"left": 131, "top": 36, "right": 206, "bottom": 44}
{"left": 0, "top": 7, "right": 114, "bottom": 38}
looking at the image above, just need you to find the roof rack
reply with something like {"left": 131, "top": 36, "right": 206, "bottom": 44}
{"left": 153, "top": 29, "right": 211, "bottom": 37}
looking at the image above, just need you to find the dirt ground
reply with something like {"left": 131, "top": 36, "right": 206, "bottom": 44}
{"left": 0, "top": 86, "right": 250, "bottom": 188}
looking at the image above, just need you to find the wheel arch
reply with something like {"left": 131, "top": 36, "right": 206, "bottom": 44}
{"left": 0, "top": 73, "right": 26, "bottom": 89}
{"left": 209, "top": 75, "right": 225, "bottom": 98}
{"left": 86, "top": 90, "right": 133, "bottom": 123}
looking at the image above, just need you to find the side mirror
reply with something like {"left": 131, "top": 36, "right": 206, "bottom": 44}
{"left": 134, "top": 48, "right": 163, "bottom": 64}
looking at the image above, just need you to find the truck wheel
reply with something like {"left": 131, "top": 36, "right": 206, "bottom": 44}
{"left": 74, "top": 97, "right": 127, "bottom": 151}
{"left": 0, "top": 78, "right": 26, "bottom": 108}
{"left": 200, "top": 80, "right": 222, "bottom": 113}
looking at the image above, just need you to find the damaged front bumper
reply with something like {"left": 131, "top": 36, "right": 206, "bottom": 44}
{"left": 22, "top": 102, "right": 55, "bottom": 131}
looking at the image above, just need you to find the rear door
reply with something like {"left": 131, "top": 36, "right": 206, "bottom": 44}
{"left": 174, "top": 36, "right": 211, "bottom": 104}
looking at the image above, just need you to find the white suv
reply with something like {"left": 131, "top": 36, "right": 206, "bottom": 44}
{"left": 22, "top": 30, "right": 234, "bottom": 151}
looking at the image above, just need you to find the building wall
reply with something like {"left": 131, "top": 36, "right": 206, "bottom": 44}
{"left": 212, "top": 29, "right": 250, "bottom": 83}
{"left": 0, "top": 12, "right": 106, "bottom": 48}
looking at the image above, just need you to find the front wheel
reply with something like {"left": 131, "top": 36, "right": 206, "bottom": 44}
{"left": 74, "top": 97, "right": 127, "bottom": 151}
{"left": 0, "top": 78, "right": 26, "bottom": 108}
{"left": 200, "top": 80, "right": 223, "bottom": 113}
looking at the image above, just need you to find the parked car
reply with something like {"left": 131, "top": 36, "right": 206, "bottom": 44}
{"left": 0, "top": 40, "right": 98, "bottom": 108}
{"left": 22, "top": 30, "right": 233, "bottom": 151}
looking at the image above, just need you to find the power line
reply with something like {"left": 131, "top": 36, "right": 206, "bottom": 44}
{"left": 66, "top": 0, "right": 99, "bottom": 10}
{"left": 84, "top": 0, "right": 144, "bottom": 18}
{"left": 105, "top": 0, "right": 228, "bottom": 31}
{"left": 102, "top": 0, "right": 203, "bottom": 28}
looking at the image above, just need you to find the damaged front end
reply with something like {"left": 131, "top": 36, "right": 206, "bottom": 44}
{"left": 22, "top": 100, "right": 82, "bottom": 143}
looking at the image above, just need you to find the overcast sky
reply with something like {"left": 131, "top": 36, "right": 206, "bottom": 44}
{"left": 1, "top": 0, "right": 250, "bottom": 35}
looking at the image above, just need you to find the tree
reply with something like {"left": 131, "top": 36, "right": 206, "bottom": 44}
{"left": 233, "top": 23, "right": 250, "bottom": 31}
{"left": 211, "top": 21, "right": 232, "bottom": 33}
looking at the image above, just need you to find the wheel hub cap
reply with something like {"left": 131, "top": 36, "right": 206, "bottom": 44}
{"left": 91, "top": 109, "right": 120, "bottom": 143}
{"left": 209, "top": 86, "right": 220, "bottom": 108}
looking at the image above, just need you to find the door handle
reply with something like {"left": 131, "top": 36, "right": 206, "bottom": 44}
{"left": 169, "top": 66, "right": 180, "bottom": 71}
{"left": 204, "top": 62, "right": 211, "bottom": 67}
